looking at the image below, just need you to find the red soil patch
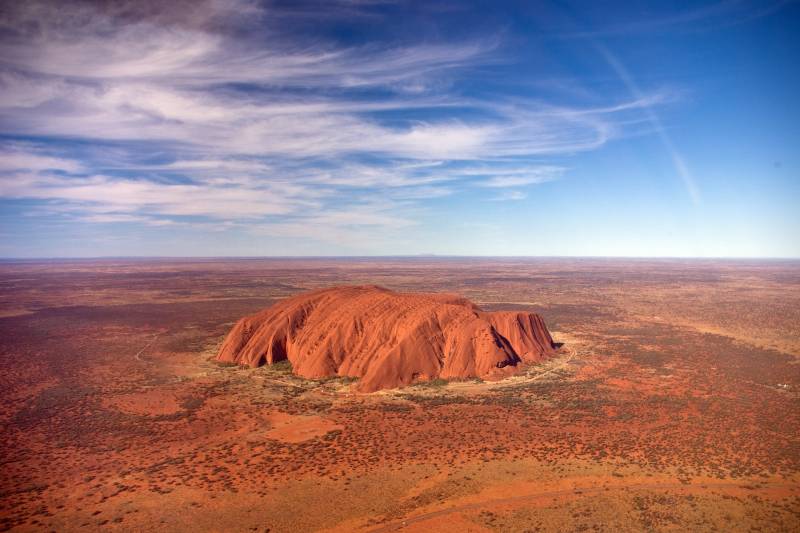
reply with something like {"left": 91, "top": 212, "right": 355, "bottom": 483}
{"left": 265, "top": 411, "right": 343, "bottom": 443}
{"left": 102, "top": 389, "right": 183, "bottom": 416}
{"left": 217, "top": 285, "right": 556, "bottom": 392}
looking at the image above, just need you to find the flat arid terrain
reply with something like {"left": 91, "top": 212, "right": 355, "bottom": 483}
{"left": 1, "top": 258, "right": 799, "bottom": 532}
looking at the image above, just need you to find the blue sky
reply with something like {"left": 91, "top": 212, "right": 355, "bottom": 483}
{"left": 0, "top": 0, "right": 797, "bottom": 257}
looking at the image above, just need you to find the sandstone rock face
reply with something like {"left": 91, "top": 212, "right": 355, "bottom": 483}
{"left": 217, "top": 285, "right": 556, "bottom": 392}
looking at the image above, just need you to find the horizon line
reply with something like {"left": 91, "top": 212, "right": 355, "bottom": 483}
{"left": 1, "top": 255, "right": 799, "bottom": 262}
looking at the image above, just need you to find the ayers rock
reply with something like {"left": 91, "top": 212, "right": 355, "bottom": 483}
{"left": 217, "top": 285, "right": 557, "bottom": 392}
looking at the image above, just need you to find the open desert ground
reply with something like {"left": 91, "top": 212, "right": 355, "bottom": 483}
{"left": 1, "top": 258, "right": 799, "bottom": 532}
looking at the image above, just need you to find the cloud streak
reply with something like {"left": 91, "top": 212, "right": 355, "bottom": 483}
{"left": 0, "top": 0, "right": 678, "bottom": 249}
{"left": 596, "top": 45, "right": 701, "bottom": 204}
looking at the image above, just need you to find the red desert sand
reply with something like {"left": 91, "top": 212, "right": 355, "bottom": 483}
{"left": 217, "top": 285, "right": 556, "bottom": 391}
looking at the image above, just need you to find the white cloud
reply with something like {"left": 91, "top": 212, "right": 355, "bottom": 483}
{"left": 0, "top": 0, "right": 676, "bottom": 249}
{"left": 0, "top": 171, "right": 316, "bottom": 219}
{"left": 477, "top": 166, "right": 565, "bottom": 188}
{"left": 492, "top": 190, "right": 527, "bottom": 201}
{"left": 0, "top": 146, "right": 85, "bottom": 173}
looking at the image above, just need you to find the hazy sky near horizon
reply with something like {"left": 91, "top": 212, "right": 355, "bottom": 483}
{"left": 0, "top": 0, "right": 798, "bottom": 257}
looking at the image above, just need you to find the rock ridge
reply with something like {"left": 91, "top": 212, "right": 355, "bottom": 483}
{"left": 217, "top": 285, "right": 556, "bottom": 392}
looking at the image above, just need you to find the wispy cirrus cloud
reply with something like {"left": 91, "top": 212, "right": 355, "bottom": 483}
{"left": 461, "top": 165, "right": 565, "bottom": 188}
{"left": 556, "top": 0, "right": 794, "bottom": 38}
{"left": 596, "top": 45, "right": 701, "bottom": 204}
{"left": 0, "top": 0, "right": 676, "bottom": 250}
{"left": 0, "top": 171, "right": 318, "bottom": 219}
{"left": 491, "top": 190, "right": 528, "bottom": 201}
{"left": 0, "top": 145, "right": 85, "bottom": 173}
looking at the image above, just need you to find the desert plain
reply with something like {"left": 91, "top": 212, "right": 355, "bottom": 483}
{"left": 0, "top": 257, "right": 798, "bottom": 532}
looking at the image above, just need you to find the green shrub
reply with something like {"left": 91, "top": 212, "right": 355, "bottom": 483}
{"left": 270, "top": 359, "right": 293, "bottom": 372}
{"left": 421, "top": 378, "right": 448, "bottom": 388}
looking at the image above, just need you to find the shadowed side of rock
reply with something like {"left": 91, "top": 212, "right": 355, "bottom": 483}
{"left": 217, "top": 285, "right": 556, "bottom": 392}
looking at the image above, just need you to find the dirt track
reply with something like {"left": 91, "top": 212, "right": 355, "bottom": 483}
{"left": 133, "top": 334, "right": 160, "bottom": 363}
